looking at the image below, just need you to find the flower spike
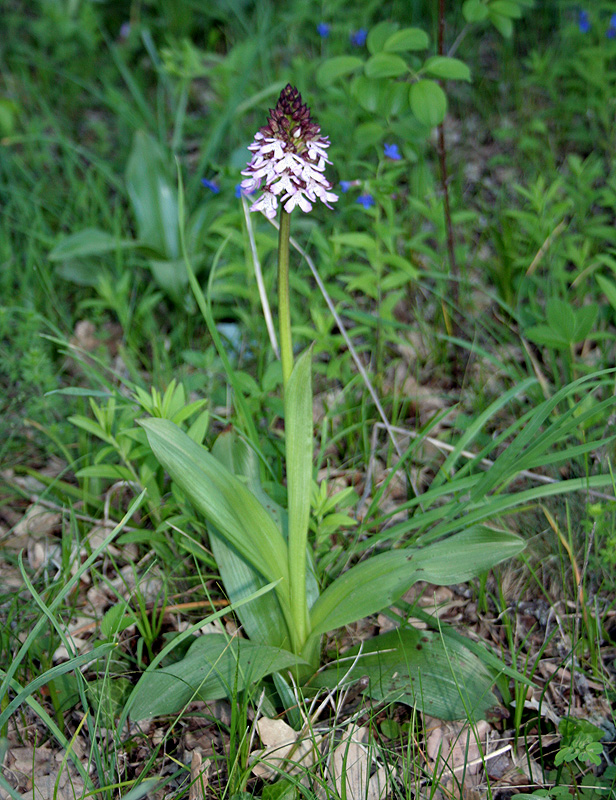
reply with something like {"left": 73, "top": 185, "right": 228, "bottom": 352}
{"left": 241, "top": 84, "right": 338, "bottom": 218}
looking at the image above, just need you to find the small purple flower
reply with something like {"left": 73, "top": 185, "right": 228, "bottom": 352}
{"left": 607, "top": 26, "right": 616, "bottom": 39}
{"left": 356, "top": 194, "right": 375, "bottom": 208}
{"left": 578, "top": 10, "right": 591, "bottom": 33}
{"left": 317, "top": 23, "right": 330, "bottom": 38}
{"left": 119, "top": 21, "right": 131, "bottom": 39}
{"left": 611, "top": 13, "right": 616, "bottom": 26}
{"left": 384, "top": 143, "right": 402, "bottom": 160}
{"left": 340, "top": 181, "right": 352, "bottom": 193}
{"left": 351, "top": 28, "right": 368, "bottom": 47}
{"left": 201, "top": 178, "right": 220, "bottom": 194}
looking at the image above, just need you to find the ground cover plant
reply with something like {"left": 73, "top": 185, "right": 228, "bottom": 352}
{"left": 1, "top": 1, "right": 616, "bottom": 798}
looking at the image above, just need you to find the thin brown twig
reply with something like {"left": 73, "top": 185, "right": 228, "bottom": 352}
{"left": 372, "top": 421, "right": 615, "bottom": 503}
{"left": 22, "top": 495, "right": 140, "bottom": 531}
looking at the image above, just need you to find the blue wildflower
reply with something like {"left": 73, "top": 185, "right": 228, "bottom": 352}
{"left": 235, "top": 183, "right": 255, "bottom": 198}
{"left": 340, "top": 181, "right": 352, "bottom": 193}
{"left": 608, "top": 13, "right": 616, "bottom": 38}
{"left": 356, "top": 194, "right": 375, "bottom": 208}
{"left": 578, "top": 10, "right": 591, "bottom": 33}
{"left": 201, "top": 178, "right": 220, "bottom": 194}
{"left": 351, "top": 28, "right": 368, "bottom": 46}
{"left": 611, "top": 13, "right": 616, "bottom": 26}
{"left": 317, "top": 23, "right": 330, "bottom": 38}
{"left": 384, "top": 143, "right": 402, "bottom": 160}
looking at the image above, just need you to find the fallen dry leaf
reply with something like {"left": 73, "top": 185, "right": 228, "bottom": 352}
{"left": 13, "top": 504, "right": 61, "bottom": 538}
{"left": 251, "top": 717, "right": 321, "bottom": 781}
{"left": 189, "top": 750, "right": 210, "bottom": 800}
{"left": 424, "top": 716, "right": 491, "bottom": 795}
{"left": 326, "top": 725, "right": 389, "bottom": 800}
{"left": 3, "top": 744, "right": 84, "bottom": 800}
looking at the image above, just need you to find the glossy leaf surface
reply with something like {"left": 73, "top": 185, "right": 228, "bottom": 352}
{"left": 311, "top": 627, "right": 498, "bottom": 720}
{"left": 130, "top": 635, "right": 301, "bottom": 719}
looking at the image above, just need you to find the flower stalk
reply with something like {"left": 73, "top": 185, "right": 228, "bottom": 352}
{"left": 241, "top": 84, "right": 337, "bottom": 655}
{"left": 277, "top": 208, "right": 293, "bottom": 388}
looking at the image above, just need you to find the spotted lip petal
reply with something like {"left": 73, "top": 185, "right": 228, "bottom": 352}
{"left": 241, "top": 84, "right": 338, "bottom": 217}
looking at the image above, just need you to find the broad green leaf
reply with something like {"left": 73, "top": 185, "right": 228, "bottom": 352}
{"left": 186, "top": 408, "right": 210, "bottom": 445}
{"left": 367, "top": 21, "right": 400, "bottom": 55}
{"left": 208, "top": 432, "right": 292, "bottom": 650}
{"left": 285, "top": 349, "right": 315, "bottom": 648}
{"left": 148, "top": 258, "right": 189, "bottom": 299}
{"left": 130, "top": 635, "right": 301, "bottom": 719}
{"left": 47, "top": 387, "right": 112, "bottom": 398}
{"left": 262, "top": 780, "right": 296, "bottom": 800}
{"left": 330, "top": 232, "right": 378, "bottom": 252}
{"left": 140, "top": 418, "right": 289, "bottom": 593}
{"left": 53, "top": 260, "right": 104, "bottom": 286}
{"left": 410, "top": 527, "right": 524, "bottom": 584}
{"left": 489, "top": 10, "right": 513, "bottom": 37}
{"left": 409, "top": 80, "right": 447, "bottom": 127}
{"left": 383, "top": 27, "right": 429, "bottom": 52}
{"left": 490, "top": 0, "right": 523, "bottom": 18}
{"left": 573, "top": 303, "right": 598, "bottom": 341}
{"left": 364, "top": 53, "right": 408, "bottom": 80}
{"left": 87, "top": 677, "right": 131, "bottom": 727}
{"left": 68, "top": 415, "right": 110, "bottom": 441}
{"left": 353, "top": 121, "right": 387, "bottom": 149}
{"left": 463, "top": 0, "right": 489, "bottom": 22}
{"left": 351, "top": 75, "right": 408, "bottom": 116}
{"left": 76, "top": 465, "right": 134, "bottom": 481}
{"left": 309, "top": 550, "right": 422, "bottom": 636}
{"left": 49, "top": 228, "right": 137, "bottom": 261}
{"left": 126, "top": 130, "right": 179, "bottom": 260}
{"left": 546, "top": 297, "right": 575, "bottom": 341}
{"left": 309, "top": 527, "right": 524, "bottom": 637}
{"left": 0, "top": 97, "right": 18, "bottom": 136}
{"left": 311, "top": 627, "right": 498, "bottom": 720}
{"left": 597, "top": 274, "right": 616, "bottom": 311}
{"left": 316, "top": 56, "right": 364, "bottom": 87}
{"left": 524, "top": 324, "right": 568, "bottom": 349}
{"left": 121, "top": 779, "right": 161, "bottom": 800}
{"left": 424, "top": 56, "right": 471, "bottom": 82}
{"left": 101, "top": 602, "right": 135, "bottom": 638}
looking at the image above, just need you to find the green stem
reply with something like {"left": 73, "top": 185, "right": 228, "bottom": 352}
{"left": 278, "top": 208, "right": 293, "bottom": 388}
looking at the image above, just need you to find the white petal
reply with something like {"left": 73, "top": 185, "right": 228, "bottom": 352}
{"left": 270, "top": 174, "right": 297, "bottom": 196}
{"left": 250, "top": 191, "right": 278, "bottom": 218}
{"left": 261, "top": 140, "right": 285, "bottom": 160}
{"left": 241, "top": 177, "right": 261, "bottom": 192}
{"left": 283, "top": 191, "right": 312, "bottom": 214}
{"left": 307, "top": 140, "right": 331, "bottom": 161}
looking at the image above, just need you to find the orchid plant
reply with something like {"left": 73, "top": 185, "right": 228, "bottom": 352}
{"left": 130, "top": 86, "right": 529, "bottom": 723}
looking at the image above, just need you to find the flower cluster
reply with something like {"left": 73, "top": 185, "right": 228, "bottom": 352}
{"left": 608, "top": 13, "right": 616, "bottom": 38}
{"left": 241, "top": 84, "right": 338, "bottom": 219}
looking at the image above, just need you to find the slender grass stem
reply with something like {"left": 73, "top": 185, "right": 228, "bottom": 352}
{"left": 278, "top": 208, "right": 293, "bottom": 388}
